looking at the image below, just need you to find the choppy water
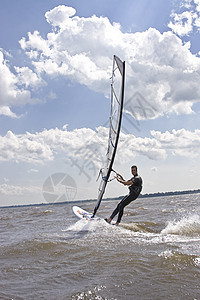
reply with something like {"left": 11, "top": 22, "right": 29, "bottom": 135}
{"left": 0, "top": 194, "right": 200, "bottom": 300}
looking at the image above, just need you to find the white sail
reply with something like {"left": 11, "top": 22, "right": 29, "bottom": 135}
{"left": 93, "top": 55, "right": 125, "bottom": 216}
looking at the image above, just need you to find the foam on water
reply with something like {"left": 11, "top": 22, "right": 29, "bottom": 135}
{"left": 64, "top": 218, "right": 109, "bottom": 233}
{"left": 194, "top": 257, "right": 200, "bottom": 267}
{"left": 158, "top": 249, "right": 200, "bottom": 271}
{"left": 161, "top": 214, "right": 200, "bottom": 237}
{"left": 63, "top": 213, "right": 200, "bottom": 253}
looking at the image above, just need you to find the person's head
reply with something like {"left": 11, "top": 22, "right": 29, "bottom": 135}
{"left": 131, "top": 165, "right": 138, "bottom": 176}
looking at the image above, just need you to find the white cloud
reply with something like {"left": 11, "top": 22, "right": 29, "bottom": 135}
{"left": 151, "top": 128, "right": 200, "bottom": 158}
{"left": 0, "top": 106, "right": 19, "bottom": 118}
{"left": 45, "top": 5, "right": 76, "bottom": 27}
{"left": 0, "top": 130, "right": 54, "bottom": 163}
{"left": 168, "top": 11, "right": 194, "bottom": 36}
{"left": 118, "top": 132, "right": 167, "bottom": 161}
{"left": 0, "top": 183, "right": 41, "bottom": 196}
{"left": 0, "top": 50, "right": 43, "bottom": 111}
{"left": 0, "top": 126, "right": 199, "bottom": 165}
{"left": 194, "top": 0, "right": 200, "bottom": 12}
{"left": 1, "top": 5, "right": 200, "bottom": 120}
{"left": 168, "top": 0, "right": 200, "bottom": 36}
{"left": 17, "top": 5, "right": 200, "bottom": 119}
{"left": 15, "top": 66, "right": 45, "bottom": 89}
{"left": 28, "top": 168, "right": 39, "bottom": 173}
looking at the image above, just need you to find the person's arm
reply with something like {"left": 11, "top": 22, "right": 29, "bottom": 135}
{"left": 115, "top": 176, "right": 133, "bottom": 186}
{"left": 115, "top": 173, "right": 124, "bottom": 180}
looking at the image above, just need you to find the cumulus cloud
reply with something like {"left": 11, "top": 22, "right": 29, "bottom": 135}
{"left": 1, "top": 5, "right": 200, "bottom": 119}
{"left": 45, "top": 5, "right": 76, "bottom": 26}
{"left": 151, "top": 128, "right": 200, "bottom": 158}
{"left": 168, "top": 0, "right": 200, "bottom": 36}
{"left": 0, "top": 126, "right": 199, "bottom": 165}
{"left": 0, "top": 183, "right": 41, "bottom": 196}
{"left": 0, "top": 106, "right": 19, "bottom": 118}
{"left": 0, "top": 50, "right": 43, "bottom": 112}
{"left": 118, "top": 132, "right": 166, "bottom": 161}
{"left": 0, "top": 130, "right": 54, "bottom": 163}
{"left": 17, "top": 5, "right": 200, "bottom": 119}
{"left": 168, "top": 10, "right": 195, "bottom": 36}
{"left": 14, "top": 66, "right": 45, "bottom": 89}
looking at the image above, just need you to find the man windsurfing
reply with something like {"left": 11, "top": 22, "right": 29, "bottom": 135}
{"left": 105, "top": 165, "right": 143, "bottom": 225}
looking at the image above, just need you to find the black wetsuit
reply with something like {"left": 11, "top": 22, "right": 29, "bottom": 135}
{"left": 110, "top": 175, "right": 143, "bottom": 223}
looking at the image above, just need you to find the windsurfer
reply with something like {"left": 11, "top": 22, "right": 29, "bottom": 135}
{"left": 105, "top": 165, "right": 142, "bottom": 225}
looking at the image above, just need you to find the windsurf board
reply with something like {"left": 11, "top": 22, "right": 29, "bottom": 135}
{"left": 72, "top": 206, "right": 101, "bottom": 221}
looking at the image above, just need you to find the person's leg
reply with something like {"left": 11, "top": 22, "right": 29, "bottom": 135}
{"left": 105, "top": 193, "right": 137, "bottom": 224}
{"left": 116, "top": 193, "right": 137, "bottom": 224}
{"left": 109, "top": 202, "right": 121, "bottom": 220}
{"left": 105, "top": 196, "right": 127, "bottom": 223}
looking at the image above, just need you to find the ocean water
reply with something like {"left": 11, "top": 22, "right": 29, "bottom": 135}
{"left": 0, "top": 193, "right": 200, "bottom": 300}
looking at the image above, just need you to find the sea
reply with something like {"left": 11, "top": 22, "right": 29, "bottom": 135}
{"left": 0, "top": 193, "right": 200, "bottom": 300}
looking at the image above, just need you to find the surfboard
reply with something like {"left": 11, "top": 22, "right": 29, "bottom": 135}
{"left": 72, "top": 206, "right": 101, "bottom": 221}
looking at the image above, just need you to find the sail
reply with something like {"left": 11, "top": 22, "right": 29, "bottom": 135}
{"left": 93, "top": 55, "right": 125, "bottom": 216}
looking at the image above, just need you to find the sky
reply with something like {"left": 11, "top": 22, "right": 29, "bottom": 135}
{"left": 0, "top": 0, "right": 200, "bottom": 207}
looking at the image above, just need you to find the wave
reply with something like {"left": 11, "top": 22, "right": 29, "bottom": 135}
{"left": 119, "top": 222, "right": 157, "bottom": 233}
{"left": 161, "top": 214, "right": 200, "bottom": 237}
{"left": 0, "top": 236, "right": 69, "bottom": 258}
{"left": 158, "top": 249, "right": 200, "bottom": 268}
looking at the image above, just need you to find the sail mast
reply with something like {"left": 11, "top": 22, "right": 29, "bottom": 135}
{"left": 93, "top": 55, "right": 125, "bottom": 216}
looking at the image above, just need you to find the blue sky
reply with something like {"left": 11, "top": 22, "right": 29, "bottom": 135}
{"left": 0, "top": 0, "right": 200, "bottom": 207}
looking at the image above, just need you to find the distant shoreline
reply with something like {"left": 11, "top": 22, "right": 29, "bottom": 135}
{"left": 139, "top": 188, "right": 200, "bottom": 198}
{"left": 1, "top": 189, "right": 200, "bottom": 209}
